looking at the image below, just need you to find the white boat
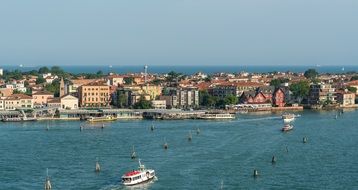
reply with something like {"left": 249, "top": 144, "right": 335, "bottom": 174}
{"left": 122, "top": 159, "right": 156, "bottom": 186}
{"left": 87, "top": 115, "right": 117, "bottom": 122}
{"left": 282, "top": 124, "right": 294, "bottom": 132}
{"left": 282, "top": 113, "right": 297, "bottom": 123}
{"left": 199, "top": 113, "right": 235, "bottom": 120}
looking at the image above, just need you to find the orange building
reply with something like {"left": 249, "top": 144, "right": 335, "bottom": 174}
{"left": 32, "top": 91, "right": 54, "bottom": 106}
{"left": 78, "top": 82, "right": 110, "bottom": 108}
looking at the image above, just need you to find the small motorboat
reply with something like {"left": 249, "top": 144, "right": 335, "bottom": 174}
{"left": 121, "top": 159, "right": 156, "bottom": 186}
{"left": 282, "top": 124, "right": 294, "bottom": 132}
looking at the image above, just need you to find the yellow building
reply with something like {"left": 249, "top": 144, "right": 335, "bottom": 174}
{"left": 78, "top": 82, "right": 110, "bottom": 108}
{"left": 4, "top": 94, "right": 33, "bottom": 110}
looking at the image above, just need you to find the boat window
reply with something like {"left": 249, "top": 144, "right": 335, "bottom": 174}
{"left": 122, "top": 178, "right": 131, "bottom": 183}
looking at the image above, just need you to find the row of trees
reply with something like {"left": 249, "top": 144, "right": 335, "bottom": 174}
{"left": 200, "top": 91, "right": 238, "bottom": 108}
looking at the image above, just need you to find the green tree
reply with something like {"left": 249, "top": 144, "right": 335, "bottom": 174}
{"left": 289, "top": 81, "right": 310, "bottom": 103}
{"left": 36, "top": 77, "right": 46, "bottom": 84}
{"left": 166, "top": 71, "right": 182, "bottom": 82}
{"left": 204, "top": 76, "right": 212, "bottom": 82}
{"left": 224, "top": 94, "right": 238, "bottom": 105}
{"left": 350, "top": 75, "right": 358, "bottom": 81}
{"left": 124, "top": 77, "right": 134, "bottom": 85}
{"left": 13, "top": 89, "right": 24, "bottom": 94}
{"left": 347, "top": 86, "right": 357, "bottom": 93}
{"left": 270, "top": 78, "right": 289, "bottom": 88}
{"left": 50, "top": 66, "right": 64, "bottom": 75}
{"left": 117, "top": 93, "right": 128, "bottom": 108}
{"left": 44, "top": 79, "right": 60, "bottom": 97}
{"left": 96, "top": 70, "right": 103, "bottom": 76}
{"left": 133, "top": 97, "right": 152, "bottom": 109}
{"left": 38, "top": 66, "right": 50, "bottom": 74}
{"left": 304, "top": 69, "right": 319, "bottom": 79}
{"left": 199, "top": 90, "right": 218, "bottom": 108}
{"left": 150, "top": 78, "right": 162, "bottom": 85}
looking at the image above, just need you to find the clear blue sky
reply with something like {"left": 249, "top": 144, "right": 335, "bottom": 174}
{"left": 0, "top": 0, "right": 357, "bottom": 66}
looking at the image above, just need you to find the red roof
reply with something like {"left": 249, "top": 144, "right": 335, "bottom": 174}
{"left": 125, "top": 170, "right": 141, "bottom": 177}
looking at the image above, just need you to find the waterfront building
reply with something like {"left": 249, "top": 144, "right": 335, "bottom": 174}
{"left": 336, "top": 90, "right": 356, "bottom": 107}
{"left": 78, "top": 82, "right": 110, "bottom": 108}
{"left": 308, "top": 83, "right": 336, "bottom": 105}
{"left": 60, "top": 94, "right": 78, "bottom": 110}
{"left": 4, "top": 94, "right": 33, "bottom": 110}
{"left": 0, "top": 68, "right": 3, "bottom": 76}
{"left": 151, "top": 100, "right": 166, "bottom": 109}
{"left": 272, "top": 88, "right": 286, "bottom": 107}
{"left": 177, "top": 87, "right": 199, "bottom": 108}
{"left": 240, "top": 91, "right": 269, "bottom": 104}
{"left": 209, "top": 82, "right": 263, "bottom": 98}
{"left": 159, "top": 95, "right": 178, "bottom": 108}
{"left": 47, "top": 98, "right": 61, "bottom": 108}
{"left": 68, "top": 79, "right": 98, "bottom": 95}
{"left": 32, "top": 91, "right": 54, "bottom": 107}
{"left": 162, "top": 87, "right": 199, "bottom": 108}
{"left": 239, "top": 87, "right": 286, "bottom": 107}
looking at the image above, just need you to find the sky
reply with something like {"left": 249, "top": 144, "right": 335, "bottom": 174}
{"left": 0, "top": 0, "right": 357, "bottom": 67}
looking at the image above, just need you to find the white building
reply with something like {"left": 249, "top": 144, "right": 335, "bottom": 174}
{"left": 60, "top": 94, "right": 78, "bottom": 110}
{"left": 151, "top": 100, "right": 166, "bottom": 109}
{"left": 0, "top": 68, "right": 3, "bottom": 76}
{"left": 4, "top": 94, "right": 33, "bottom": 110}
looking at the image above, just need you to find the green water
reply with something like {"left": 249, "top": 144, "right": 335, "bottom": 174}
{"left": 0, "top": 110, "right": 357, "bottom": 189}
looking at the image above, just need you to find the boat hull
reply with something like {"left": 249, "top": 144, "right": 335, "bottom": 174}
{"left": 123, "top": 175, "right": 155, "bottom": 186}
{"left": 282, "top": 126, "right": 294, "bottom": 132}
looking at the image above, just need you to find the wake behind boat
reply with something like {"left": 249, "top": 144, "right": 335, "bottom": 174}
{"left": 121, "top": 159, "right": 156, "bottom": 186}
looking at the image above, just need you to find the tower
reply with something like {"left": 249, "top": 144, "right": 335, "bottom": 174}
{"left": 60, "top": 77, "right": 65, "bottom": 97}
{"left": 144, "top": 65, "right": 148, "bottom": 93}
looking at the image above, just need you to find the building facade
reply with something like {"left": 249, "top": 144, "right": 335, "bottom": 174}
{"left": 4, "top": 94, "right": 34, "bottom": 110}
{"left": 78, "top": 82, "right": 110, "bottom": 108}
{"left": 336, "top": 90, "right": 355, "bottom": 107}
{"left": 32, "top": 91, "right": 54, "bottom": 106}
{"left": 60, "top": 94, "right": 78, "bottom": 109}
{"left": 308, "top": 83, "right": 336, "bottom": 105}
{"left": 151, "top": 100, "right": 166, "bottom": 109}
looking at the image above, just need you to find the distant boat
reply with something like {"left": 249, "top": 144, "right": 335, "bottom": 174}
{"left": 87, "top": 115, "right": 117, "bottom": 122}
{"left": 199, "top": 113, "right": 235, "bottom": 120}
{"left": 282, "top": 113, "right": 299, "bottom": 123}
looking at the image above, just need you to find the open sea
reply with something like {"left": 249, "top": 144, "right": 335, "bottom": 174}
{"left": 0, "top": 110, "right": 357, "bottom": 189}
{"left": 1, "top": 65, "right": 357, "bottom": 75}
